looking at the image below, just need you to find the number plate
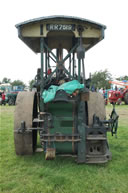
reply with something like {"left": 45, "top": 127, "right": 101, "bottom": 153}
{"left": 46, "top": 24, "right": 75, "bottom": 31}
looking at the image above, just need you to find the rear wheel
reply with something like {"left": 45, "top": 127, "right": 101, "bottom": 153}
{"left": 8, "top": 98, "right": 15, "bottom": 105}
{"left": 87, "top": 92, "right": 106, "bottom": 125}
{"left": 124, "top": 92, "right": 128, "bottom": 104}
{"left": 14, "top": 91, "right": 38, "bottom": 155}
{"left": 86, "top": 92, "right": 111, "bottom": 163}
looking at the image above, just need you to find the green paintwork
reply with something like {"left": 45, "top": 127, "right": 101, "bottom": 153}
{"left": 47, "top": 102, "right": 74, "bottom": 153}
{"left": 77, "top": 101, "right": 86, "bottom": 163}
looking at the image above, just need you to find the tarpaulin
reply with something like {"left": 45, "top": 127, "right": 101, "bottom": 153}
{"left": 42, "top": 80, "right": 84, "bottom": 103}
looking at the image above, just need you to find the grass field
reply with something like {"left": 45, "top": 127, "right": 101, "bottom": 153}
{"left": 0, "top": 105, "right": 128, "bottom": 193}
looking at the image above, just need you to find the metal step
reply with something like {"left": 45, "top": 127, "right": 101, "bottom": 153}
{"left": 86, "top": 153, "right": 111, "bottom": 164}
{"left": 86, "top": 134, "right": 107, "bottom": 140}
{"left": 33, "top": 118, "right": 44, "bottom": 123}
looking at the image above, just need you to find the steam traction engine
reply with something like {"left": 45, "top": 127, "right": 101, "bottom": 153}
{"left": 14, "top": 16, "right": 118, "bottom": 163}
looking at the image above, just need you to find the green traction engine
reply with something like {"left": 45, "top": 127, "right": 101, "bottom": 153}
{"left": 14, "top": 16, "right": 119, "bottom": 163}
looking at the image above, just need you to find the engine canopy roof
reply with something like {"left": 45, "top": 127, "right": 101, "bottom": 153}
{"left": 16, "top": 15, "right": 106, "bottom": 53}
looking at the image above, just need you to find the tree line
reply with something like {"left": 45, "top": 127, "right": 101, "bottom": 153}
{"left": 0, "top": 78, "right": 25, "bottom": 87}
{"left": 0, "top": 70, "right": 128, "bottom": 90}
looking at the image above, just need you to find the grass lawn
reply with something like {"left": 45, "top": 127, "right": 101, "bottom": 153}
{"left": 0, "top": 105, "right": 128, "bottom": 193}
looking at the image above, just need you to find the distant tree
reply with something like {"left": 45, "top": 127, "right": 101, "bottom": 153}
{"left": 116, "top": 75, "right": 128, "bottom": 81}
{"left": 91, "top": 69, "right": 112, "bottom": 89}
{"left": 2, "top": 77, "right": 11, "bottom": 84}
{"left": 11, "top": 80, "right": 25, "bottom": 87}
{"left": 29, "top": 79, "right": 35, "bottom": 91}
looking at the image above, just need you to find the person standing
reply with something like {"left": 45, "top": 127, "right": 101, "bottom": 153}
{"left": 2, "top": 92, "right": 6, "bottom": 105}
{"left": 99, "top": 88, "right": 103, "bottom": 94}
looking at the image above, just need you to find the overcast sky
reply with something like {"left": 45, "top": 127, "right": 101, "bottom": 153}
{"left": 1, "top": 0, "right": 128, "bottom": 85}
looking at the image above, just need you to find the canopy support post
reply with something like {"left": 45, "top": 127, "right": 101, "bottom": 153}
{"left": 40, "top": 37, "right": 44, "bottom": 112}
